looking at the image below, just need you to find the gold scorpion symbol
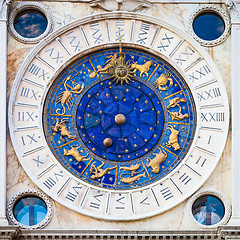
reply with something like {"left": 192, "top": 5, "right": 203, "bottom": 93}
{"left": 55, "top": 76, "right": 84, "bottom": 116}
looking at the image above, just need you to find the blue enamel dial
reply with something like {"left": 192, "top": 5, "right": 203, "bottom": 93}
{"left": 43, "top": 47, "right": 196, "bottom": 190}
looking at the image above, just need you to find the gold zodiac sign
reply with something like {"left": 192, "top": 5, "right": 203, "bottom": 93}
{"left": 165, "top": 126, "right": 185, "bottom": 151}
{"left": 90, "top": 162, "right": 117, "bottom": 180}
{"left": 131, "top": 61, "right": 153, "bottom": 77}
{"left": 119, "top": 164, "right": 140, "bottom": 176}
{"left": 167, "top": 97, "right": 187, "bottom": 109}
{"left": 51, "top": 118, "right": 76, "bottom": 142}
{"left": 147, "top": 149, "right": 167, "bottom": 174}
{"left": 64, "top": 145, "right": 91, "bottom": 163}
{"left": 97, "top": 53, "right": 118, "bottom": 74}
{"left": 153, "top": 73, "right": 173, "bottom": 91}
{"left": 120, "top": 173, "right": 146, "bottom": 184}
{"left": 55, "top": 76, "right": 84, "bottom": 116}
{"left": 168, "top": 106, "right": 190, "bottom": 121}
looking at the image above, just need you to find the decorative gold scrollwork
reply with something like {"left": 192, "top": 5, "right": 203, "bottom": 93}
{"left": 153, "top": 73, "right": 173, "bottom": 91}
{"left": 90, "top": 161, "right": 117, "bottom": 180}
{"left": 64, "top": 145, "right": 91, "bottom": 163}
{"left": 147, "top": 148, "right": 167, "bottom": 174}
{"left": 55, "top": 76, "right": 84, "bottom": 116}
{"left": 51, "top": 118, "right": 76, "bottom": 142}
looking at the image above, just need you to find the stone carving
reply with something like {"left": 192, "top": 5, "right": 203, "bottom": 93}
{"left": 89, "top": 0, "right": 151, "bottom": 12}
{"left": 0, "top": 0, "right": 12, "bottom": 19}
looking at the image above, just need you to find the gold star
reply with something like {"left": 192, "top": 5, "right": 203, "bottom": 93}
{"left": 99, "top": 110, "right": 103, "bottom": 114}
{"left": 125, "top": 149, "right": 128, "bottom": 153}
{"left": 106, "top": 94, "right": 109, "bottom": 97}
{"left": 99, "top": 101, "right": 102, "bottom": 104}
{"left": 87, "top": 114, "right": 90, "bottom": 117}
{"left": 92, "top": 148, "right": 96, "bottom": 151}
{"left": 125, "top": 139, "right": 128, "bottom": 142}
{"left": 145, "top": 100, "right": 148, "bottom": 104}
{"left": 78, "top": 116, "right": 81, "bottom": 120}
{"left": 134, "top": 144, "right": 137, "bottom": 147}
{"left": 136, "top": 98, "right": 139, "bottom": 101}
{"left": 88, "top": 94, "right": 91, "bottom": 97}
{"left": 145, "top": 148, "right": 148, "bottom": 152}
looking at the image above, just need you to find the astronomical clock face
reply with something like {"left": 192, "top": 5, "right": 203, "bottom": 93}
{"left": 9, "top": 13, "right": 229, "bottom": 220}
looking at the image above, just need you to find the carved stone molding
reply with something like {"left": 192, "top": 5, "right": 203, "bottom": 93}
{"left": 186, "top": 188, "right": 231, "bottom": 229}
{"left": 188, "top": 4, "right": 231, "bottom": 47}
{"left": 7, "top": 189, "right": 53, "bottom": 229}
{"left": 8, "top": 2, "right": 53, "bottom": 44}
{"left": 227, "top": 0, "right": 240, "bottom": 23}
{"left": 0, "top": 0, "right": 12, "bottom": 20}
{"left": 89, "top": 0, "right": 151, "bottom": 12}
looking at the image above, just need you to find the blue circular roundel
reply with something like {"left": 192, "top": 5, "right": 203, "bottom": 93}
{"left": 43, "top": 47, "right": 196, "bottom": 190}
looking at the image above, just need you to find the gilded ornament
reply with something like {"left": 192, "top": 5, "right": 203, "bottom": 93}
{"left": 168, "top": 106, "right": 190, "bottom": 121}
{"left": 131, "top": 61, "right": 153, "bottom": 77}
{"left": 63, "top": 145, "right": 91, "bottom": 162}
{"left": 90, "top": 162, "right": 117, "bottom": 179}
{"left": 165, "top": 125, "right": 184, "bottom": 151}
{"left": 120, "top": 173, "right": 146, "bottom": 184}
{"left": 119, "top": 164, "right": 140, "bottom": 176}
{"left": 55, "top": 76, "right": 84, "bottom": 116}
{"left": 153, "top": 73, "right": 173, "bottom": 91}
{"left": 103, "top": 138, "right": 113, "bottom": 148}
{"left": 51, "top": 118, "right": 76, "bottom": 142}
{"left": 147, "top": 149, "right": 167, "bottom": 174}
{"left": 167, "top": 97, "right": 187, "bottom": 109}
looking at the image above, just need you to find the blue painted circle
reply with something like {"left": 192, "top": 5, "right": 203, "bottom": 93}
{"left": 76, "top": 79, "right": 164, "bottom": 161}
{"left": 193, "top": 12, "right": 225, "bottom": 41}
{"left": 43, "top": 47, "right": 196, "bottom": 190}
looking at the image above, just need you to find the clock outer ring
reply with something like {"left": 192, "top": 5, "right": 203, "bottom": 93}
{"left": 8, "top": 12, "right": 229, "bottom": 220}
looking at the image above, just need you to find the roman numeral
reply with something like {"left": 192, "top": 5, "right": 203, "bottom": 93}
{"left": 66, "top": 31, "right": 82, "bottom": 52}
{"left": 90, "top": 193, "right": 103, "bottom": 209}
{"left": 65, "top": 184, "right": 82, "bottom": 202}
{"left": 197, "top": 88, "right": 221, "bottom": 101}
{"left": 139, "top": 196, "right": 150, "bottom": 205}
{"left": 18, "top": 111, "right": 35, "bottom": 121}
{"left": 28, "top": 63, "right": 49, "bottom": 81}
{"left": 195, "top": 156, "right": 207, "bottom": 167}
{"left": 21, "top": 134, "right": 38, "bottom": 146}
{"left": 179, "top": 173, "right": 191, "bottom": 185}
{"left": 115, "top": 20, "right": 125, "bottom": 41}
{"left": 115, "top": 195, "right": 125, "bottom": 209}
{"left": 43, "top": 172, "right": 64, "bottom": 189}
{"left": 20, "top": 87, "right": 39, "bottom": 100}
{"left": 160, "top": 187, "right": 174, "bottom": 200}
{"left": 90, "top": 22, "right": 103, "bottom": 44}
{"left": 188, "top": 65, "right": 211, "bottom": 82}
{"left": 175, "top": 46, "right": 195, "bottom": 65}
{"left": 201, "top": 112, "right": 225, "bottom": 122}
{"left": 157, "top": 33, "right": 174, "bottom": 52}
{"left": 45, "top": 48, "right": 64, "bottom": 64}
{"left": 137, "top": 22, "right": 151, "bottom": 45}
{"left": 32, "top": 155, "right": 44, "bottom": 167}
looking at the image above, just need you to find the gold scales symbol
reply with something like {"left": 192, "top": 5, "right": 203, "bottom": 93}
{"left": 89, "top": 29, "right": 153, "bottom": 85}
